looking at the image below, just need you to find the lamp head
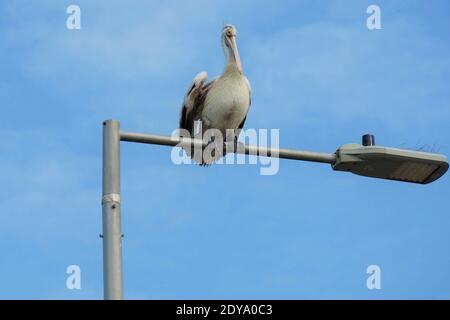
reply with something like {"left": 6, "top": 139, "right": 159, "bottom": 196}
{"left": 333, "top": 143, "right": 448, "bottom": 184}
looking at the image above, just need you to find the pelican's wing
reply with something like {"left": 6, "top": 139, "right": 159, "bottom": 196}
{"left": 179, "top": 72, "right": 217, "bottom": 165}
{"left": 237, "top": 116, "right": 247, "bottom": 131}
{"left": 237, "top": 77, "right": 252, "bottom": 131}
{"left": 179, "top": 72, "right": 213, "bottom": 134}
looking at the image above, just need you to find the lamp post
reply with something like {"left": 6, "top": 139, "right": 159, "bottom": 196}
{"left": 101, "top": 119, "right": 448, "bottom": 299}
{"left": 102, "top": 120, "right": 123, "bottom": 300}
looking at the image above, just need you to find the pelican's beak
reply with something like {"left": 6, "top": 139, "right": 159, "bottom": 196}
{"left": 229, "top": 36, "right": 242, "bottom": 73}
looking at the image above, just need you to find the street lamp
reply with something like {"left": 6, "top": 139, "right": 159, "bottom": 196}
{"left": 101, "top": 120, "right": 448, "bottom": 299}
{"left": 333, "top": 134, "right": 449, "bottom": 184}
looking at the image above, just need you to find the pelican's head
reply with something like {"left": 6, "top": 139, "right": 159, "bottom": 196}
{"left": 222, "top": 24, "right": 242, "bottom": 73}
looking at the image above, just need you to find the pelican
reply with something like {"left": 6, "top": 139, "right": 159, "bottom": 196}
{"left": 179, "top": 24, "right": 251, "bottom": 165}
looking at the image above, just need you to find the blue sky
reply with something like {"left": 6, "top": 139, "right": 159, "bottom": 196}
{"left": 0, "top": 0, "right": 449, "bottom": 299}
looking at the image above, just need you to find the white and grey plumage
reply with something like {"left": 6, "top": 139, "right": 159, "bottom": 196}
{"left": 179, "top": 24, "right": 251, "bottom": 165}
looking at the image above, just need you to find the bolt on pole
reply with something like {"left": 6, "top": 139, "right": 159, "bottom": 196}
{"left": 102, "top": 120, "right": 123, "bottom": 300}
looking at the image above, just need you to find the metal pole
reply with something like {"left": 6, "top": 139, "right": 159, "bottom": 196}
{"left": 102, "top": 120, "right": 123, "bottom": 300}
{"left": 120, "top": 131, "right": 336, "bottom": 164}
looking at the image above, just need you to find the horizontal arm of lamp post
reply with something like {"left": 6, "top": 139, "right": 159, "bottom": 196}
{"left": 119, "top": 131, "right": 337, "bottom": 165}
